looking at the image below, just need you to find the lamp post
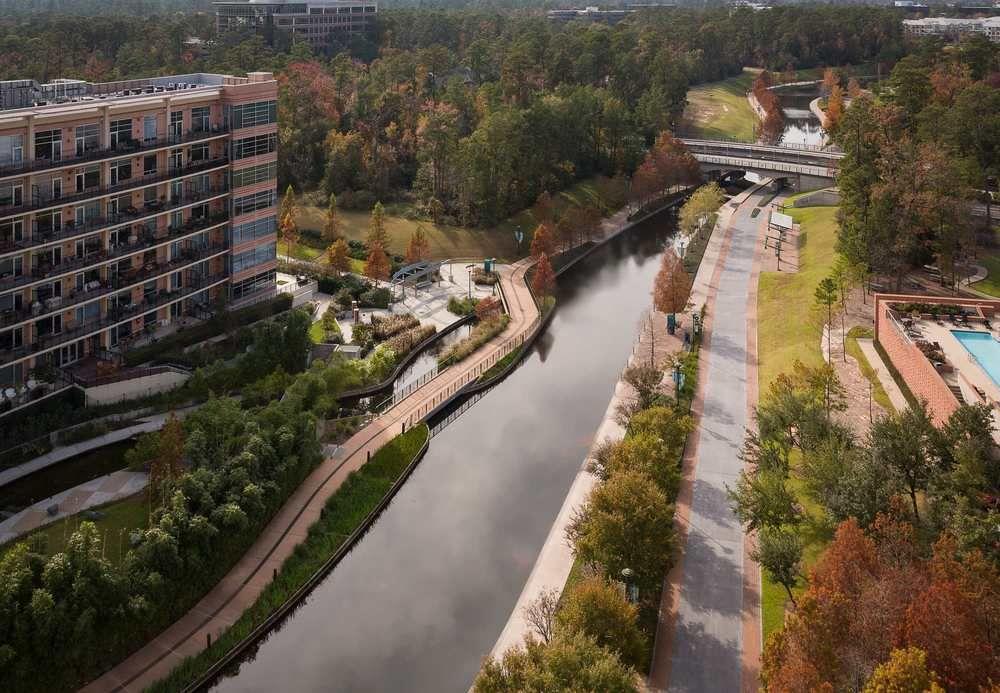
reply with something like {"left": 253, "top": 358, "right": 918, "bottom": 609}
{"left": 621, "top": 568, "right": 638, "bottom": 604}
{"left": 465, "top": 264, "right": 475, "bottom": 299}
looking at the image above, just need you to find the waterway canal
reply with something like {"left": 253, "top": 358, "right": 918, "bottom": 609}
{"left": 211, "top": 211, "right": 677, "bottom": 692}
{"left": 775, "top": 83, "right": 825, "bottom": 147}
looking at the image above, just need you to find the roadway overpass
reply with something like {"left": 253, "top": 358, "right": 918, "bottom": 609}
{"left": 679, "top": 137, "right": 843, "bottom": 189}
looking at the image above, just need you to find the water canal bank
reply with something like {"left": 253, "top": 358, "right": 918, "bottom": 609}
{"left": 207, "top": 209, "right": 679, "bottom": 693}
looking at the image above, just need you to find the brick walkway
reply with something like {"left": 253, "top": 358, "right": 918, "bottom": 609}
{"left": 82, "top": 260, "right": 540, "bottom": 693}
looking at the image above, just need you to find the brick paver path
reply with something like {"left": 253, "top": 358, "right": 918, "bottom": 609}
{"left": 82, "top": 260, "right": 539, "bottom": 693}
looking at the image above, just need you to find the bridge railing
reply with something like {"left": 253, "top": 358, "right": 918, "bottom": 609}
{"left": 677, "top": 134, "right": 833, "bottom": 153}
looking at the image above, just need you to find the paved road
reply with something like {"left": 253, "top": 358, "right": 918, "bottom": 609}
{"left": 665, "top": 190, "right": 763, "bottom": 692}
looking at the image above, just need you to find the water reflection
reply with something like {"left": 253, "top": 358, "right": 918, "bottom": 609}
{"left": 775, "top": 84, "right": 824, "bottom": 147}
{"left": 210, "top": 214, "right": 676, "bottom": 693}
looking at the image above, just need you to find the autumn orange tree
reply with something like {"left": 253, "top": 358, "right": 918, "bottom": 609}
{"left": 148, "top": 413, "right": 185, "bottom": 507}
{"left": 405, "top": 225, "right": 431, "bottom": 264}
{"left": 280, "top": 209, "right": 300, "bottom": 259}
{"left": 367, "top": 201, "right": 388, "bottom": 249}
{"left": 327, "top": 238, "right": 351, "bottom": 274}
{"left": 653, "top": 250, "right": 691, "bottom": 333}
{"left": 530, "top": 222, "right": 555, "bottom": 258}
{"left": 475, "top": 296, "right": 502, "bottom": 321}
{"left": 825, "top": 84, "right": 845, "bottom": 130}
{"left": 531, "top": 253, "right": 556, "bottom": 297}
{"left": 365, "top": 240, "right": 391, "bottom": 282}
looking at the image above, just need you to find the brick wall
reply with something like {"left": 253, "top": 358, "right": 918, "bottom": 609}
{"left": 874, "top": 294, "right": 966, "bottom": 425}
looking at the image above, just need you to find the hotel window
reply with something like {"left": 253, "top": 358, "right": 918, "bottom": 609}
{"left": 169, "top": 110, "right": 183, "bottom": 139}
{"left": 170, "top": 180, "right": 182, "bottom": 202}
{"left": 109, "top": 227, "right": 130, "bottom": 249}
{"left": 231, "top": 241, "right": 276, "bottom": 273}
{"left": 191, "top": 106, "right": 210, "bottom": 133}
{"left": 34, "top": 130, "right": 62, "bottom": 161}
{"left": 0, "top": 134, "right": 24, "bottom": 167}
{"left": 228, "top": 100, "right": 277, "bottom": 129}
{"left": 169, "top": 148, "right": 183, "bottom": 170}
{"left": 190, "top": 142, "right": 209, "bottom": 162}
{"left": 143, "top": 115, "right": 157, "bottom": 143}
{"left": 143, "top": 154, "right": 157, "bottom": 176}
{"left": 232, "top": 216, "right": 276, "bottom": 245}
{"left": 0, "top": 254, "right": 23, "bottom": 279}
{"left": 0, "top": 219, "right": 23, "bottom": 245}
{"left": 232, "top": 161, "right": 277, "bottom": 188}
{"left": 231, "top": 133, "right": 276, "bottom": 160}
{"left": 110, "top": 119, "right": 132, "bottom": 149}
{"left": 110, "top": 159, "right": 132, "bottom": 185}
{"left": 75, "top": 124, "right": 100, "bottom": 156}
{"left": 35, "top": 210, "right": 61, "bottom": 236}
{"left": 75, "top": 166, "right": 100, "bottom": 193}
{"left": 191, "top": 174, "right": 209, "bottom": 195}
{"left": 0, "top": 182, "right": 23, "bottom": 208}
{"left": 233, "top": 189, "right": 276, "bottom": 216}
{"left": 75, "top": 302, "right": 99, "bottom": 325}
{"left": 170, "top": 210, "right": 183, "bottom": 231}
{"left": 75, "top": 201, "right": 99, "bottom": 226}
{"left": 232, "top": 269, "right": 275, "bottom": 299}
{"left": 170, "top": 270, "right": 181, "bottom": 289}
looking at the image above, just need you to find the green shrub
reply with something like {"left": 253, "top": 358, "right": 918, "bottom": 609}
{"left": 447, "top": 296, "right": 479, "bottom": 316}
{"left": 384, "top": 324, "right": 437, "bottom": 359}
{"left": 360, "top": 287, "right": 391, "bottom": 308}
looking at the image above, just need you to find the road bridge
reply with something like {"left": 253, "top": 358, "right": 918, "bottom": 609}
{"left": 680, "top": 137, "right": 843, "bottom": 189}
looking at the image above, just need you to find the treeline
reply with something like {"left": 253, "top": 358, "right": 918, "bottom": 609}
{"left": 731, "top": 362, "right": 1000, "bottom": 689}
{"left": 0, "top": 6, "right": 903, "bottom": 225}
{"left": 834, "top": 35, "right": 1000, "bottom": 286}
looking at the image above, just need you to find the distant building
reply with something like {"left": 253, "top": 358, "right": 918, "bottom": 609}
{"left": 214, "top": 0, "right": 377, "bottom": 49}
{"left": 903, "top": 15, "right": 1000, "bottom": 41}
{"left": 546, "top": 6, "right": 635, "bottom": 24}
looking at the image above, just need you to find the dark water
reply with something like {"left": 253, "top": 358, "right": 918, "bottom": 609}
{"left": 211, "top": 212, "right": 676, "bottom": 693}
{"left": 774, "top": 84, "right": 824, "bottom": 147}
{"left": 393, "top": 324, "right": 471, "bottom": 394}
{"left": 0, "top": 439, "right": 134, "bottom": 511}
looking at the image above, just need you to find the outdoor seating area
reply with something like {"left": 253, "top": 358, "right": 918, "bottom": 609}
{"left": 878, "top": 294, "right": 1000, "bottom": 438}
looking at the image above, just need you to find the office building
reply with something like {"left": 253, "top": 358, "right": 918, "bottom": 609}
{"left": 214, "top": 0, "right": 377, "bottom": 48}
{"left": 903, "top": 16, "right": 1000, "bottom": 41}
{"left": 0, "top": 71, "right": 279, "bottom": 398}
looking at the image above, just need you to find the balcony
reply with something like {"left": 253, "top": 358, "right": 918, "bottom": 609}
{"left": 0, "top": 211, "right": 230, "bottom": 295}
{"left": 0, "top": 182, "right": 230, "bottom": 256}
{"left": 0, "top": 242, "right": 229, "bottom": 332}
{"left": 0, "top": 157, "right": 229, "bottom": 220}
{"left": 0, "top": 125, "right": 230, "bottom": 181}
{"left": 0, "top": 271, "right": 229, "bottom": 364}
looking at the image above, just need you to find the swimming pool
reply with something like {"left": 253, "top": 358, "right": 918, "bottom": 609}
{"left": 952, "top": 330, "right": 1000, "bottom": 387}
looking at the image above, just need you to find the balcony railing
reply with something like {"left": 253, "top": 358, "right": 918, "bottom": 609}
{"left": 0, "top": 211, "right": 230, "bottom": 295}
{"left": 0, "top": 242, "right": 229, "bottom": 331}
{"left": 1, "top": 157, "right": 229, "bottom": 220}
{"left": 0, "top": 125, "right": 230, "bottom": 180}
{"left": 0, "top": 182, "right": 230, "bottom": 255}
{"left": 0, "top": 270, "right": 229, "bottom": 363}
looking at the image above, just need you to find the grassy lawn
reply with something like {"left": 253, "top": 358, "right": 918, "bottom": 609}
{"left": 756, "top": 202, "right": 839, "bottom": 641}
{"left": 845, "top": 326, "right": 894, "bottom": 412}
{"left": 971, "top": 254, "right": 1000, "bottom": 297}
{"left": 683, "top": 69, "right": 759, "bottom": 141}
{"left": 308, "top": 320, "right": 325, "bottom": 344}
{"left": 290, "top": 178, "right": 620, "bottom": 265}
{"left": 2, "top": 493, "right": 150, "bottom": 566}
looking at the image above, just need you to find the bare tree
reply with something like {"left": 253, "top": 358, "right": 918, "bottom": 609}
{"left": 523, "top": 588, "right": 561, "bottom": 644}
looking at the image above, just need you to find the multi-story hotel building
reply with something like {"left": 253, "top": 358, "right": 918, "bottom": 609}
{"left": 0, "top": 71, "right": 279, "bottom": 393}
{"left": 903, "top": 16, "right": 1000, "bottom": 42}
{"left": 214, "top": 0, "right": 377, "bottom": 49}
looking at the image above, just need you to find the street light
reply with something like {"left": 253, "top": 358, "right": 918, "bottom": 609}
{"left": 465, "top": 263, "right": 475, "bottom": 299}
{"left": 621, "top": 568, "right": 638, "bottom": 604}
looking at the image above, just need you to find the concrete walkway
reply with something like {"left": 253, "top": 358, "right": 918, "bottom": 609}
{"left": 82, "top": 258, "right": 541, "bottom": 693}
{"left": 0, "top": 471, "right": 148, "bottom": 544}
{"left": 650, "top": 186, "right": 769, "bottom": 692}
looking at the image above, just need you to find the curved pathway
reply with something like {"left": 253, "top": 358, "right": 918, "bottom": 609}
{"left": 649, "top": 186, "right": 767, "bottom": 692}
{"left": 82, "top": 260, "right": 539, "bottom": 693}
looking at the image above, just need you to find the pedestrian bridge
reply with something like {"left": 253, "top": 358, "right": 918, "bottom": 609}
{"left": 679, "top": 138, "right": 843, "bottom": 188}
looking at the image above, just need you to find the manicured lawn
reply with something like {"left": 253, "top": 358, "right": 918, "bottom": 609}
{"left": 756, "top": 202, "right": 839, "bottom": 641}
{"left": 291, "top": 178, "right": 620, "bottom": 264}
{"left": 308, "top": 320, "right": 325, "bottom": 344}
{"left": 683, "top": 70, "right": 759, "bottom": 141}
{"left": 971, "top": 254, "right": 1000, "bottom": 298}
{"left": 2, "top": 493, "right": 150, "bottom": 566}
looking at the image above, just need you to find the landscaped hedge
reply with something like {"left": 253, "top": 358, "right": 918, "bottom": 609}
{"left": 438, "top": 315, "right": 510, "bottom": 368}
{"left": 124, "top": 294, "right": 292, "bottom": 367}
